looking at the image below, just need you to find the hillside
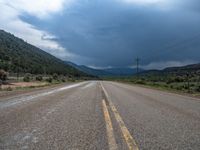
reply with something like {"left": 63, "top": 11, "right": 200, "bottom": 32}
{"left": 112, "top": 63, "right": 200, "bottom": 94}
{"left": 0, "top": 30, "right": 90, "bottom": 77}
{"left": 66, "top": 62, "right": 112, "bottom": 76}
{"left": 66, "top": 61, "right": 143, "bottom": 77}
{"left": 140, "top": 63, "right": 200, "bottom": 76}
{"left": 163, "top": 63, "right": 200, "bottom": 73}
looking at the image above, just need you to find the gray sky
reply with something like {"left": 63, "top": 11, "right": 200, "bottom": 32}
{"left": 1, "top": 0, "right": 200, "bottom": 69}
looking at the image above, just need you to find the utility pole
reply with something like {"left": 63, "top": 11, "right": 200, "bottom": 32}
{"left": 136, "top": 57, "right": 140, "bottom": 79}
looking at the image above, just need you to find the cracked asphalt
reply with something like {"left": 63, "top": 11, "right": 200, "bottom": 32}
{"left": 0, "top": 81, "right": 200, "bottom": 150}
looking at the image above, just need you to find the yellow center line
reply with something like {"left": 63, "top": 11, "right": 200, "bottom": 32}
{"left": 101, "top": 82, "right": 139, "bottom": 150}
{"left": 102, "top": 99, "right": 118, "bottom": 150}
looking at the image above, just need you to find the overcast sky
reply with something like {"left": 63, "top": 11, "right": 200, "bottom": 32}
{"left": 0, "top": 0, "right": 200, "bottom": 69}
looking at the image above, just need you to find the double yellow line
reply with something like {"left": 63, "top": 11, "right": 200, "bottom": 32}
{"left": 101, "top": 83, "right": 139, "bottom": 150}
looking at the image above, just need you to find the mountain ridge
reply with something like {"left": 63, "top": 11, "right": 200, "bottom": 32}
{"left": 0, "top": 30, "right": 91, "bottom": 77}
{"left": 140, "top": 63, "right": 200, "bottom": 76}
{"left": 66, "top": 61, "right": 144, "bottom": 77}
{"left": 67, "top": 61, "right": 200, "bottom": 77}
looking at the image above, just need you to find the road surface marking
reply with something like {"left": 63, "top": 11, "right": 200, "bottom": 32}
{"left": 101, "top": 82, "right": 139, "bottom": 150}
{"left": 81, "top": 82, "right": 95, "bottom": 89}
{"left": 0, "top": 82, "right": 87, "bottom": 109}
{"left": 102, "top": 99, "right": 118, "bottom": 150}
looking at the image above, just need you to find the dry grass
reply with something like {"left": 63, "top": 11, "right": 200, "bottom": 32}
{"left": 1, "top": 82, "right": 48, "bottom": 90}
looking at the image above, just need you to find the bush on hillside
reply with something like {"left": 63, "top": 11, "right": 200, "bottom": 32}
{"left": 135, "top": 79, "right": 146, "bottom": 84}
{"left": 61, "top": 78, "right": 66, "bottom": 82}
{"left": 166, "top": 78, "right": 174, "bottom": 84}
{"left": 174, "top": 76, "right": 184, "bottom": 82}
{"left": 0, "top": 69, "right": 8, "bottom": 81}
{"left": 36, "top": 75, "right": 43, "bottom": 81}
{"left": 46, "top": 77, "right": 53, "bottom": 83}
{"left": 52, "top": 73, "right": 58, "bottom": 80}
{"left": 196, "top": 85, "right": 200, "bottom": 92}
{"left": 23, "top": 73, "right": 31, "bottom": 82}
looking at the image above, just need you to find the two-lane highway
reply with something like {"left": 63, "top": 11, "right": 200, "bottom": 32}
{"left": 0, "top": 81, "right": 200, "bottom": 150}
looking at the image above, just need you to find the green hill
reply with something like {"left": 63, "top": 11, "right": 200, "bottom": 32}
{"left": 140, "top": 63, "right": 200, "bottom": 78}
{"left": 0, "top": 30, "right": 90, "bottom": 77}
{"left": 115, "top": 63, "right": 200, "bottom": 93}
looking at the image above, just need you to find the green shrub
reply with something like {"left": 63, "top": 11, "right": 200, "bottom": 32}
{"left": 183, "top": 85, "right": 189, "bottom": 90}
{"left": 196, "top": 85, "right": 200, "bottom": 92}
{"left": 61, "top": 78, "right": 66, "bottom": 82}
{"left": 46, "top": 77, "right": 53, "bottom": 83}
{"left": 29, "top": 86, "right": 36, "bottom": 88}
{"left": 176, "top": 86, "right": 183, "bottom": 90}
{"left": 6, "top": 87, "right": 13, "bottom": 91}
{"left": 135, "top": 80, "right": 145, "bottom": 84}
{"left": 166, "top": 79, "right": 173, "bottom": 84}
{"left": 0, "top": 69, "right": 8, "bottom": 81}
{"left": 36, "top": 75, "right": 43, "bottom": 81}
{"left": 23, "top": 73, "right": 31, "bottom": 82}
{"left": 52, "top": 73, "right": 58, "bottom": 80}
{"left": 164, "top": 84, "right": 169, "bottom": 88}
{"left": 190, "top": 83, "right": 195, "bottom": 87}
{"left": 152, "top": 82, "right": 159, "bottom": 86}
{"left": 174, "top": 77, "right": 184, "bottom": 82}
{"left": 68, "top": 78, "right": 75, "bottom": 82}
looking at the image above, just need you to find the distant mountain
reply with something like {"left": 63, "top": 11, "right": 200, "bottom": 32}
{"left": 65, "top": 62, "right": 112, "bottom": 76}
{"left": 103, "top": 68, "right": 143, "bottom": 76}
{"left": 0, "top": 30, "right": 91, "bottom": 77}
{"left": 163, "top": 63, "right": 200, "bottom": 72}
{"left": 66, "top": 61, "right": 143, "bottom": 77}
{"left": 140, "top": 63, "right": 200, "bottom": 76}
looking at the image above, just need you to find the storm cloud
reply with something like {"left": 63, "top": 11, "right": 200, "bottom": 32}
{"left": 1, "top": 0, "right": 200, "bottom": 69}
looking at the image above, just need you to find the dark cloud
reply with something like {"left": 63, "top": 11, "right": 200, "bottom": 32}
{"left": 21, "top": 0, "right": 200, "bottom": 68}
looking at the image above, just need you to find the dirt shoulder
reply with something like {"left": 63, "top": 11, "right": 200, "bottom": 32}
{"left": 1, "top": 82, "right": 48, "bottom": 89}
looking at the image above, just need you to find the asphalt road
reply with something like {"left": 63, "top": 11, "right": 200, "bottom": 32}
{"left": 0, "top": 81, "right": 200, "bottom": 150}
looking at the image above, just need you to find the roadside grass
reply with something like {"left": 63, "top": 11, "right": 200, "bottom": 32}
{"left": 0, "top": 75, "right": 84, "bottom": 92}
{"left": 104, "top": 76, "right": 200, "bottom": 98}
{"left": 0, "top": 82, "right": 49, "bottom": 91}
